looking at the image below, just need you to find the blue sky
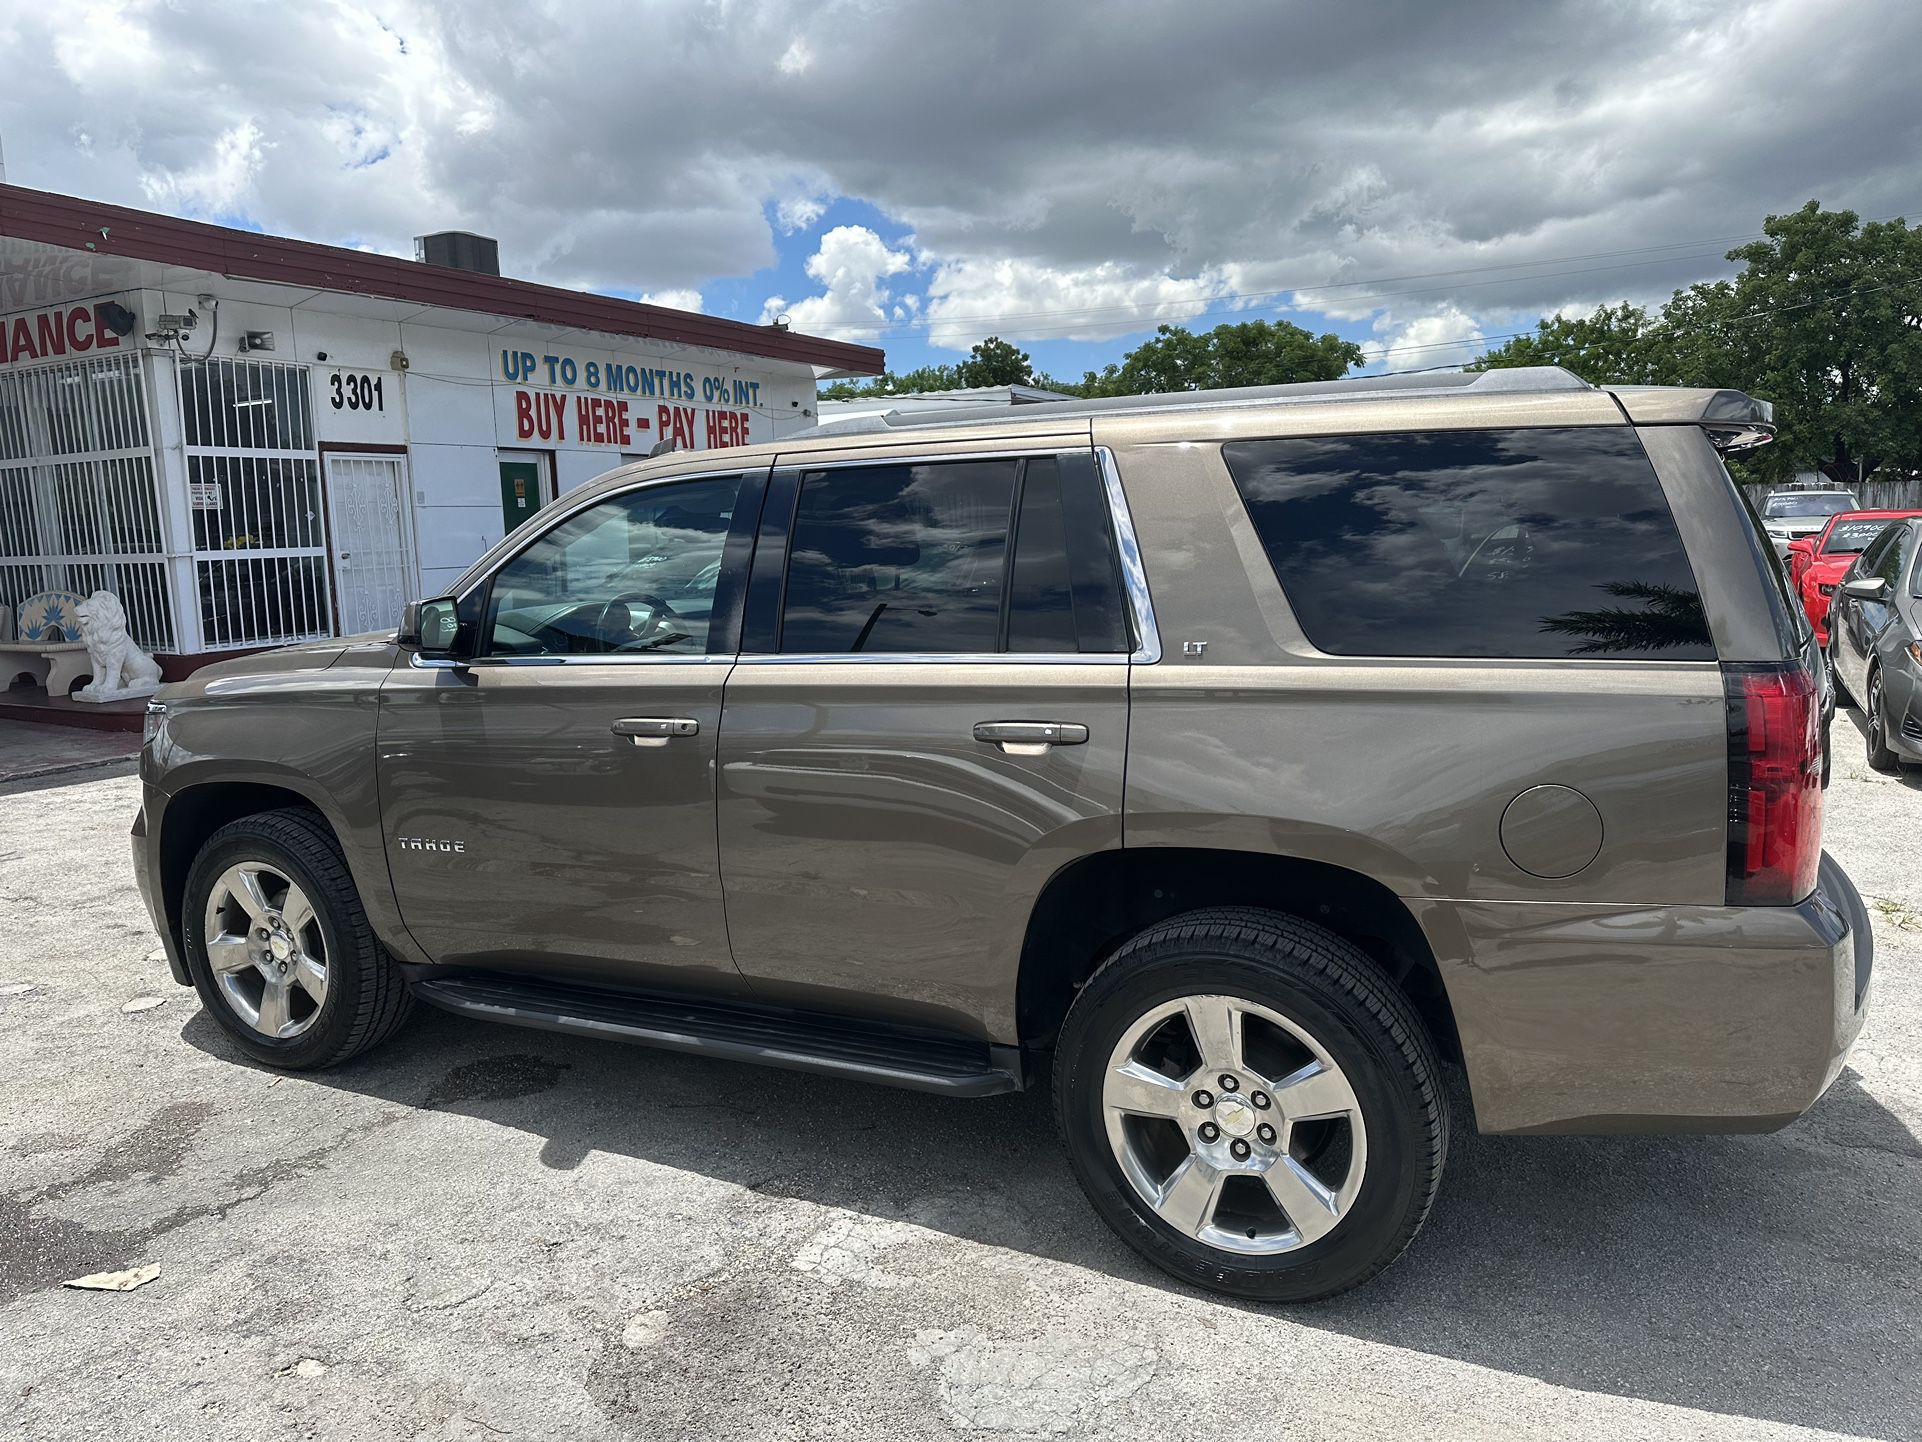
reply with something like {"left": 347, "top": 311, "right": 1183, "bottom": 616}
{"left": 623, "top": 195, "right": 1393, "bottom": 384}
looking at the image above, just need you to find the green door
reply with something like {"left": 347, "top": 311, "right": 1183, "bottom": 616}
{"left": 499, "top": 459, "right": 544, "bottom": 534}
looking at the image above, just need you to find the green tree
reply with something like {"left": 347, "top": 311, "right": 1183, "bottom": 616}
{"left": 818, "top": 363, "right": 962, "bottom": 401}
{"left": 1672, "top": 203, "right": 1922, "bottom": 486}
{"left": 1076, "top": 319, "right": 1363, "bottom": 396}
{"left": 954, "top": 336, "right": 1035, "bottom": 387}
{"left": 1470, "top": 202, "right": 1922, "bottom": 486}
{"left": 1466, "top": 302, "right": 1671, "bottom": 384}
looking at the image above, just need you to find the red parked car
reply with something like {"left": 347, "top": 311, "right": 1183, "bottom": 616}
{"left": 1793, "top": 509, "right": 1922, "bottom": 644}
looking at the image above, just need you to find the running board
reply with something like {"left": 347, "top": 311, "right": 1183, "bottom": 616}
{"left": 410, "top": 972, "right": 1023, "bottom": 1097}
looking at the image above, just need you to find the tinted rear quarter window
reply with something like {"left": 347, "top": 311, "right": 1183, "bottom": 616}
{"left": 1222, "top": 427, "right": 1714, "bottom": 660}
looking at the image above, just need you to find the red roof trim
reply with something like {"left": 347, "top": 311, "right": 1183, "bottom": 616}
{"left": 0, "top": 183, "right": 884, "bottom": 375}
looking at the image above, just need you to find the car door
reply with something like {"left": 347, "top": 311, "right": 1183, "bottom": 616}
{"left": 714, "top": 443, "right": 1145, "bottom": 1039}
{"left": 378, "top": 465, "right": 764, "bottom": 995}
{"left": 1835, "top": 526, "right": 1900, "bottom": 699}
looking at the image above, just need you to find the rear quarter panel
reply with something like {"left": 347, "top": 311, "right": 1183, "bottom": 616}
{"left": 1099, "top": 413, "right": 1780, "bottom": 1135}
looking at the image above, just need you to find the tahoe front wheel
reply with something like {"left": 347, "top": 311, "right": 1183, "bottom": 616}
{"left": 1055, "top": 908, "right": 1447, "bottom": 1302}
{"left": 182, "top": 808, "right": 413, "bottom": 1069}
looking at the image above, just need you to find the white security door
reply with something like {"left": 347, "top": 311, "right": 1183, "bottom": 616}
{"left": 324, "top": 453, "right": 417, "bottom": 636}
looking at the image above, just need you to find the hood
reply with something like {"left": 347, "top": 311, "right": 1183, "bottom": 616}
{"left": 155, "top": 633, "right": 385, "bottom": 704}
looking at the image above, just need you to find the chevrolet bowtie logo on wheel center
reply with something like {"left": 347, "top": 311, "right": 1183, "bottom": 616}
{"left": 1214, "top": 1094, "right": 1257, "bottom": 1138}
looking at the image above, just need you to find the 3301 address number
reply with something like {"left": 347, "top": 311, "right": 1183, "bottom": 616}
{"left": 329, "top": 372, "right": 386, "bottom": 412}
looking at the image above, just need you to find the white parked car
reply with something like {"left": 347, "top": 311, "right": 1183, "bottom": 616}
{"left": 1762, "top": 489, "right": 1860, "bottom": 556}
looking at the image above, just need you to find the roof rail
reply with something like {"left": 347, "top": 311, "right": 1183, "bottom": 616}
{"left": 791, "top": 365, "right": 1593, "bottom": 438}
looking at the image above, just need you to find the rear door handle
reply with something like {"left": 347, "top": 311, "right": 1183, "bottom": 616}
{"left": 972, "top": 720, "right": 1088, "bottom": 755}
{"left": 612, "top": 717, "right": 699, "bottom": 747}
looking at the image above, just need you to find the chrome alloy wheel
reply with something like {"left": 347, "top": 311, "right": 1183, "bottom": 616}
{"left": 1102, "top": 994, "right": 1367, "bottom": 1255}
{"left": 202, "top": 863, "right": 329, "bottom": 1040}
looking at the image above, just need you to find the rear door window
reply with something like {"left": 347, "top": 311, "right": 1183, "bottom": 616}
{"left": 1221, "top": 427, "right": 1715, "bottom": 660}
{"left": 774, "top": 454, "right": 1128, "bottom": 654}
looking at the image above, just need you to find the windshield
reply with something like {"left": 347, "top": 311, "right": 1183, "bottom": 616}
{"left": 1822, "top": 517, "right": 1902, "bottom": 554}
{"left": 1766, "top": 492, "right": 1857, "bottom": 518}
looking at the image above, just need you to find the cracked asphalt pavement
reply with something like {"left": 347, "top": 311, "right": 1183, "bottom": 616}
{"left": 1, "top": 714, "right": 1918, "bottom": 1441}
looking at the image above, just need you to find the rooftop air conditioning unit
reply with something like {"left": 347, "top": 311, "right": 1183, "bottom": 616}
{"left": 414, "top": 231, "right": 501, "bottom": 276}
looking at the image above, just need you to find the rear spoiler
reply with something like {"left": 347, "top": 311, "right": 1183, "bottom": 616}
{"left": 1605, "top": 386, "right": 1775, "bottom": 453}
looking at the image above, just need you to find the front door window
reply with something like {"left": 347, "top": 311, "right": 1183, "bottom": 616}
{"left": 482, "top": 475, "right": 740, "bottom": 656}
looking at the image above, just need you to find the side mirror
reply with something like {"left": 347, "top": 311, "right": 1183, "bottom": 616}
{"left": 400, "top": 596, "right": 464, "bottom": 657}
{"left": 1841, "top": 575, "right": 1888, "bottom": 602}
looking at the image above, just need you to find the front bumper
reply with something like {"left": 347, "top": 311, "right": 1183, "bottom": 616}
{"left": 1418, "top": 852, "right": 1872, "bottom": 1135}
{"left": 1886, "top": 657, "right": 1922, "bottom": 761}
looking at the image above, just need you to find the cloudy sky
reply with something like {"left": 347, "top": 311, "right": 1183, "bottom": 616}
{"left": 3, "top": 0, "right": 1919, "bottom": 380}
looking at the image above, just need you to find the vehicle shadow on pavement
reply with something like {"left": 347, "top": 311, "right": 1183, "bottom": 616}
{"left": 0, "top": 757, "right": 140, "bottom": 798}
{"left": 183, "top": 1007, "right": 1922, "bottom": 1441}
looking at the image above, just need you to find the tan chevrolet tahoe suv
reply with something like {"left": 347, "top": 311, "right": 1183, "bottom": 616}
{"left": 134, "top": 366, "right": 1871, "bottom": 1301}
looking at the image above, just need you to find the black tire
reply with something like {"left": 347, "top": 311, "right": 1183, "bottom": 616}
{"left": 1054, "top": 907, "right": 1447, "bottom": 1302}
{"left": 182, "top": 808, "right": 414, "bottom": 1068}
{"left": 1866, "top": 668, "right": 1900, "bottom": 772}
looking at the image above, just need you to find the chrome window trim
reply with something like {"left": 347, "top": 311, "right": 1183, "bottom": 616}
{"left": 409, "top": 650, "right": 731, "bottom": 670}
{"left": 1097, "top": 445, "right": 1162, "bottom": 664}
{"left": 736, "top": 651, "right": 1128, "bottom": 666}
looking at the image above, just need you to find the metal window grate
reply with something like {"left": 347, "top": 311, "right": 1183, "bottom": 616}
{"left": 0, "top": 352, "right": 175, "bottom": 652}
{"left": 179, "top": 356, "right": 332, "bottom": 648}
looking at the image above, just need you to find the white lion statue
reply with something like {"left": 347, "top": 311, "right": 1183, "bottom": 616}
{"left": 74, "top": 591, "right": 163, "bottom": 702}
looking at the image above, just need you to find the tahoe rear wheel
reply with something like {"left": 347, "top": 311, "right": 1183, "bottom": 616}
{"left": 1055, "top": 908, "right": 1447, "bottom": 1302}
{"left": 182, "top": 809, "right": 413, "bottom": 1069}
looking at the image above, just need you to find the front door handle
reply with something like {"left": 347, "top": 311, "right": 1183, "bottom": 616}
{"left": 972, "top": 720, "right": 1088, "bottom": 756}
{"left": 612, "top": 717, "right": 699, "bottom": 748}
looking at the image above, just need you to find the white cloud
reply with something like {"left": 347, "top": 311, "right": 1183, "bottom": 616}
{"left": 776, "top": 39, "right": 812, "bottom": 76}
{"left": 1360, "top": 306, "right": 1487, "bottom": 372}
{"left": 775, "top": 194, "right": 828, "bottom": 234}
{"left": 761, "top": 225, "right": 911, "bottom": 338}
{"left": 920, "top": 256, "right": 1237, "bottom": 350}
{"left": 638, "top": 289, "right": 705, "bottom": 314}
{"left": 137, "top": 119, "right": 268, "bottom": 214}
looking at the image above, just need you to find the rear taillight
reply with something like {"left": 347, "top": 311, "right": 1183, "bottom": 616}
{"left": 1724, "top": 663, "right": 1823, "bottom": 905}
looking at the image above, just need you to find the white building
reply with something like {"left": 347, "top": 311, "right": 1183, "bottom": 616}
{"left": 0, "top": 184, "right": 881, "bottom": 669}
